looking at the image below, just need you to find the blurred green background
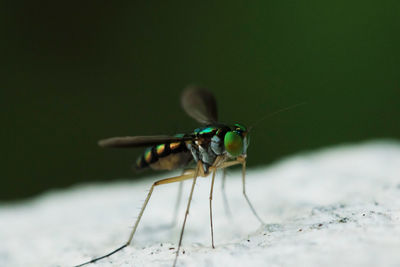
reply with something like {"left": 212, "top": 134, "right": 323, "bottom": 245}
{"left": 2, "top": 1, "right": 399, "bottom": 200}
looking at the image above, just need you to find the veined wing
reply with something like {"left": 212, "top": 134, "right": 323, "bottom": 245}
{"left": 181, "top": 86, "right": 218, "bottom": 124}
{"left": 98, "top": 135, "right": 193, "bottom": 148}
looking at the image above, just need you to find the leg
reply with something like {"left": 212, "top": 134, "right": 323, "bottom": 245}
{"left": 209, "top": 170, "right": 217, "bottom": 248}
{"left": 240, "top": 159, "right": 265, "bottom": 224}
{"left": 170, "top": 181, "right": 184, "bottom": 227}
{"left": 73, "top": 171, "right": 197, "bottom": 267}
{"left": 211, "top": 157, "right": 265, "bottom": 224}
{"left": 173, "top": 161, "right": 202, "bottom": 267}
{"left": 221, "top": 168, "right": 232, "bottom": 217}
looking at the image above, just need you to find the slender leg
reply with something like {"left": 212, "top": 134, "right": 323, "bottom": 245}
{"left": 213, "top": 158, "right": 265, "bottom": 224}
{"left": 240, "top": 159, "right": 265, "bottom": 225}
{"left": 171, "top": 181, "right": 184, "bottom": 227}
{"left": 221, "top": 168, "right": 232, "bottom": 218}
{"left": 73, "top": 171, "right": 197, "bottom": 267}
{"left": 173, "top": 161, "right": 202, "bottom": 267}
{"left": 209, "top": 170, "right": 217, "bottom": 248}
{"left": 74, "top": 158, "right": 263, "bottom": 267}
{"left": 170, "top": 167, "right": 200, "bottom": 227}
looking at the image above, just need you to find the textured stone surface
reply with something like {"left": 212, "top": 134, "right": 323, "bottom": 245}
{"left": 1, "top": 140, "right": 400, "bottom": 267}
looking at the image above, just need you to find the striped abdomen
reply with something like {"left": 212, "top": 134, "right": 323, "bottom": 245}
{"left": 136, "top": 140, "right": 193, "bottom": 171}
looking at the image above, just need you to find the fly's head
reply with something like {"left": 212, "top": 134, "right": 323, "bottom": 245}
{"left": 224, "top": 123, "right": 249, "bottom": 159}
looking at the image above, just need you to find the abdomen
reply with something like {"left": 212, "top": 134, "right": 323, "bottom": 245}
{"left": 136, "top": 141, "right": 193, "bottom": 171}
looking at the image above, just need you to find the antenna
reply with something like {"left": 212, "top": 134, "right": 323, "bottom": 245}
{"left": 248, "top": 102, "right": 307, "bottom": 132}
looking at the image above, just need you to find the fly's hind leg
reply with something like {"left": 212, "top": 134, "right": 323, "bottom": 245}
{"left": 73, "top": 171, "right": 198, "bottom": 267}
{"left": 173, "top": 161, "right": 203, "bottom": 267}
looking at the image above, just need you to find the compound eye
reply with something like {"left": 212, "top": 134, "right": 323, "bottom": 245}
{"left": 224, "top": 131, "right": 243, "bottom": 157}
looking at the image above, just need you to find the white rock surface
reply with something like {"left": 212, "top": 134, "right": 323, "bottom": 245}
{"left": 1, "top": 140, "right": 400, "bottom": 267}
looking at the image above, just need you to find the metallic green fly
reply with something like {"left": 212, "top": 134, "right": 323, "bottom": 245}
{"left": 74, "top": 86, "right": 265, "bottom": 267}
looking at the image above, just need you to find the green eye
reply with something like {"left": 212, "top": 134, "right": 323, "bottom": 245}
{"left": 224, "top": 131, "right": 243, "bottom": 157}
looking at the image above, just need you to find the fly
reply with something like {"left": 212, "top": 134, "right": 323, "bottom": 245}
{"left": 74, "top": 86, "right": 265, "bottom": 267}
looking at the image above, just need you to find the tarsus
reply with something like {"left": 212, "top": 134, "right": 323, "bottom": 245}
{"left": 73, "top": 244, "right": 128, "bottom": 267}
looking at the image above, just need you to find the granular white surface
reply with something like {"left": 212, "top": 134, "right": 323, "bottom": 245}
{"left": 1, "top": 140, "right": 400, "bottom": 267}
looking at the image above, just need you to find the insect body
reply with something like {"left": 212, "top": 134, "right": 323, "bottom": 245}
{"left": 136, "top": 124, "right": 248, "bottom": 173}
{"left": 74, "top": 86, "right": 263, "bottom": 267}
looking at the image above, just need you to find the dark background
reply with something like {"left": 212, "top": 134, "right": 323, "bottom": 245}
{"left": 2, "top": 1, "right": 399, "bottom": 200}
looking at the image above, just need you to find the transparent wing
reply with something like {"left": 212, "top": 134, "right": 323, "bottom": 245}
{"left": 98, "top": 135, "right": 192, "bottom": 148}
{"left": 181, "top": 86, "right": 218, "bottom": 124}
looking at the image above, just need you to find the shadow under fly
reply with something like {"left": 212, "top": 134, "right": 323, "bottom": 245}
{"left": 73, "top": 86, "right": 265, "bottom": 267}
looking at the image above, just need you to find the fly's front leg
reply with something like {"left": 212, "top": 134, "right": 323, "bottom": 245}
{"left": 209, "top": 157, "right": 265, "bottom": 225}
{"left": 239, "top": 157, "right": 265, "bottom": 225}
{"left": 209, "top": 170, "right": 217, "bottom": 248}
{"left": 206, "top": 155, "right": 225, "bottom": 249}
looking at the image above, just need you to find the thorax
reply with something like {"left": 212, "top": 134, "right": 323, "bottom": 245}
{"left": 186, "top": 124, "right": 231, "bottom": 172}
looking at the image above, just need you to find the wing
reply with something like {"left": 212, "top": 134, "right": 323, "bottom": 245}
{"left": 181, "top": 86, "right": 218, "bottom": 124}
{"left": 98, "top": 135, "right": 193, "bottom": 148}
